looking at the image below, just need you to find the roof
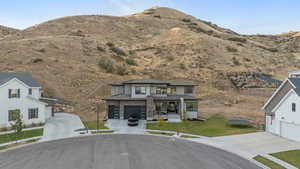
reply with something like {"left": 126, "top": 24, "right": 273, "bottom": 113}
{"left": 262, "top": 78, "right": 299, "bottom": 110}
{"left": 111, "top": 78, "right": 197, "bottom": 86}
{"left": 288, "top": 78, "right": 300, "bottom": 95}
{"left": 123, "top": 78, "right": 168, "bottom": 84}
{"left": 0, "top": 72, "right": 41, "bottom": 87}
{"left": 103, "top": 95, "right": 199, "bottom": 101}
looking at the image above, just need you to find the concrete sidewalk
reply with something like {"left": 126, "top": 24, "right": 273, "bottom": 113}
{"left": 41, "top": 113, "right": 85, "bottom": 141}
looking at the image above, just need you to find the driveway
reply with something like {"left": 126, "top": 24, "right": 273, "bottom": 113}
{"left": 0, "top": 135, "right": 260, "bottom": 169}
{"left": 41, "top": 113, "right": 85, "bottom": 141}
{"left": 106, "top": 120, "right": 146, "bottom": 134}
{"left": 213, "top": 132, "right": 300, "bottom": 157}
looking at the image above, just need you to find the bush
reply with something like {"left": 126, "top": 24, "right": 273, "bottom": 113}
{"left": 110, "top": 47, "right": 127, "bottom": 56}
{"left": 232, "top": 57, "right": 240, "bottom": 65}
{"left": 182, "top": 18, "right": 191, "bottom": 22}
{"left": 43, "top": 88, "right": 56, "bottom": 98}
{"left": 158, "top": 118, "right": 165, "bottom": 127}
{"left": 106, "top": 42, "right": 114, "bottom": 47}
{"left": 227, "top": 37, "right": 247, "bottom": 43}
{"left": 125, "top": 58, "right": 137, "bottom": 66}
{"left": 114, "top": 64, "right": 128, "bottom": 76}
{"left": 98, "top": 57, "right": 115, "bottom": 73}
{"left": 226, "top": 46, "right": 238, "bottom": 52}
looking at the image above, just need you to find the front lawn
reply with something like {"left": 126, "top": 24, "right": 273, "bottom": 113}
{"left": 271, "top": 150, "right": 300, "bottom": 168}
{"left": 0, "top": 129, "right": 43, "bottom": 144}
{"left": 83, "top": 121, "right": 108, "bottom": 130}
{"left": 253, "top": 155, "right": 286, "bottom": 169}
{"left": 146, "top": 116, "right": 258, "bottom": 137}
{"left": 148, "top": 131, "right": 174, "bottom": 136}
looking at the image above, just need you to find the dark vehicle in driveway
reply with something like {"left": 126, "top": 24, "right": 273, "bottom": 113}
{"left": 128, "top": 114, "right": 139, "bottom": 126}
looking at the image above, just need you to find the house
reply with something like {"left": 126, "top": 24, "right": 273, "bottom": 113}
{"left": 103, "top": 78, "right": 199, "bottom": 121}
{"left": 262, "top": 70, "right": 300, "bottom": 141}
{"left": 0, "top": 73, "right": 52, "bottom": 128}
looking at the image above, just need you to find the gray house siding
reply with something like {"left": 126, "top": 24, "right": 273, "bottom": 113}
{"left": 111, "top": 86, "right": 124, "bottom": 96}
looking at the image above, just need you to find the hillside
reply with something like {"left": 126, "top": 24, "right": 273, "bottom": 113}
{"left": 0, "top": 7, "right": 299, "bottom": 123}
{"left": 0, "top": 25, "right": 19, "bottom": 39}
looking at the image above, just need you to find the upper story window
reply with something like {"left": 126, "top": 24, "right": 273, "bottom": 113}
{"left": 292, "top": 103, "right": 296, "bottom": 112}
{"left": 9, "top": 89, "right": 20, "bottom": 98}
{"left": 135, "top": 86, "right": 146, "bottom": 95}
{"left": 167, "top": 87, "right": 177, "bottom": 95}
{"left": 184, "top": 87, "right": 193, "bottom": 94}
{"left": 156, "top": 87, "right": 167, "bottom": 95}
{"left": 28, "top": 88, "right": 32, "bottom": 95}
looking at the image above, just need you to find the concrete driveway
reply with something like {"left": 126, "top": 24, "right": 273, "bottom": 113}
{"left": 214, "top": 132, "right": 300, "bottom": 156}
{"left": 41, "top": 113, "right": 85, "bottom": 141}
{"left": 106, "top": 120, "right": 146, "bottom": 134}
{"left": 0, "top": 135, "right": 260, "bottom": 169}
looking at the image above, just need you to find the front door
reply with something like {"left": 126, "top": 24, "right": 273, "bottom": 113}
{"left": 167, "top": 102, "right": 178, "bottom": 114}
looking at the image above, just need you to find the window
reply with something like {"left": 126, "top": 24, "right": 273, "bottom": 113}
{"left": 135, "top": 86, "right": 146, "bottom": 95}
{"left": 9, "top": 89, "right": 20, "bottom": 98}
{"left": 28, "top": 88, "right": 32, "bottom": 95}
{"left": 8, "top": 109, "right": 20, "bottom": 121}
{"left": 292, "top": 103, "right": 296, "bottom": 112}
{"left": 186, "top": 102, "right": 198, "bottom": 112}
{"left": 167, "top": 87, "right": 177, "bottom": 95}
{"left": 156, "top": 87, "right": 167, "bottom": 95}
{"left": 184, "top": 87, "right": 193, "bottom": 94}
{"left": 28, "top": 108, "right": 39, "bottom": 119}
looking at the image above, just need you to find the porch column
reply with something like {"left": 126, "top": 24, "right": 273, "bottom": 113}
{"left": 180, "top": 98, "right": 185, "bottom": 119}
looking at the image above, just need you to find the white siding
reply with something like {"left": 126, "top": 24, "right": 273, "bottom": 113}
{"left": 267, "top": 89, "right": 300, "bottom": 141}
{"left": 0, "top": 79, "right": 48, "bottom": 128}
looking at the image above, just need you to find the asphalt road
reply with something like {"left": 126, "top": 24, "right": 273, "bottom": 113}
{"left": 0, "top": 135, "right": 261, "bottom": 169}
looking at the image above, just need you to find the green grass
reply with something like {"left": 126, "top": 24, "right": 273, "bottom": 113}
{"left": 91, "top": 131, "right": 114, "bottom": 134}
{"left": 148, "top": 131, "right": 174, "bottom": 136}
{"left": 0, "top": 129, "right": 43, "bottom": 144}
{"left": 0, "top": 138, "right": 40, "bottom": 151}
{"left": 0, "top": 146, "right": 8, "bottom": 150}
{"left": 83, "top": 121, "right": 108, "bottom": 130}
{"left": 180, "top": 135, "right": 200, "bottom": 138}
{"left": 272, "top": 150, "right": 300, "bottom": 168}
{"left": 147, "top": 116, "right": 258, "bottom": 137}
{"left": 254, "top": 155, "right": 286, "bottom": 169}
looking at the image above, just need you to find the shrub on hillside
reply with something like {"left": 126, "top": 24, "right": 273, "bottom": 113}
{"left": 227, "top": 37, "right": 247, "bottom": 43}
{"left": 125, "top": 58, "right": 137, "bottom": 66}
{"left": 226, "top": 46, "right": 238, "bottom": 52}
{"left": 110, "top": 47, "right": 127, "bottom": 56}
{"left": 98, "top": 57, "right": 115, "bottom": 73}
{"left": 114, "top": 64, "right": 128, "bottom": 76}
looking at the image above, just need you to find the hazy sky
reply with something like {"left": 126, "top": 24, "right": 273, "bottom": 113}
{"left": 0, "top": 0, "right": 299, "bottom": 35}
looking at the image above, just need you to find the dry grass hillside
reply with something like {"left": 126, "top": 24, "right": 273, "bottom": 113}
{"left": 0, "top": 7, "right": 299, "bottom": 123}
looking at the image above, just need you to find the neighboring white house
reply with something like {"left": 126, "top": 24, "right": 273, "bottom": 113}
{"left": 262, "top": 70, "right": 300, "bottom": 142}
{"left": 0, "top": 73, "right": 52, "bottom": 128}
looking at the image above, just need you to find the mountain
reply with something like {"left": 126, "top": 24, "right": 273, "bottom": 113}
{"left": 0, "top": 25, "right": 19, "bottom": 39}
{"left": 0, "top": 7, "right": 299, "bottom": 123}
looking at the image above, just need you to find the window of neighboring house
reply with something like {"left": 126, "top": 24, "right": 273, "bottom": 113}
{"left": 156, "top": 87, "right": 167, "bottom": 95}
{"left": 28, "top": 108, "right": 39, "bottom": 119}
{"left": 167, "top": 87, "right": 176, "bottom": 95}
{"left": 135, "top": 86, "right": 146, "bottom": 95}
{"left": 292, "top": 103, "right": 296, "bottom": 112}
{"left": 186, "top": 102, "right": 198, "bottom": 112}
{"left": 28, "top": 88, "right": 32, "bottom": 95}
{"left": 8, "top": 109, "right": 20, "bottom": 121}
{"left": 8, "top": 89, "right": 20, "bottom": 98}
{"left": 184, "top": 87, "right": 193, "bottom": 94}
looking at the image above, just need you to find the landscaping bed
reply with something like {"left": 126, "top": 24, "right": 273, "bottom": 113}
{"left": 271, "top": 150, "right": 300, "bottom": 168}
{"left": 0, "top": 129, "right": 43, "bottom": 144}
{"left": 83, "top": 121, "right": 108, "bottom": 130}
{"left": 253, "top": 155, "right": 286, "bottom": 169}
{"left": 147, "top": 116, "right": 258, "bottom": 137}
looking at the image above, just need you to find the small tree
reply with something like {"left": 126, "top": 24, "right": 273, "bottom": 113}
{"left": 10, "top": 110, "right": 24, "bottom": 143}
{"left": 158, "top": 118, "right": 165, "bottom": 127}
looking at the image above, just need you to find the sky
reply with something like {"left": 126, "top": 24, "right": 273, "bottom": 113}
{"left": 0, "top": 0, "right": 299, "bottom": 35}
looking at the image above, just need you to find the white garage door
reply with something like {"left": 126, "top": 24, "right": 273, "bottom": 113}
{"left": 280, "top": 121, "right": 300, "bottom": 141}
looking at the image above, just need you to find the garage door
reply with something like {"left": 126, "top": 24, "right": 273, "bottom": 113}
{"left": 124, "top": 106, "right": 146, "bottom": 120}
{"left": 108, "top": 105, "right": 120, "bottom": 119}
{"left": 280, "top": 121, "right": 300, "bottom": 141}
